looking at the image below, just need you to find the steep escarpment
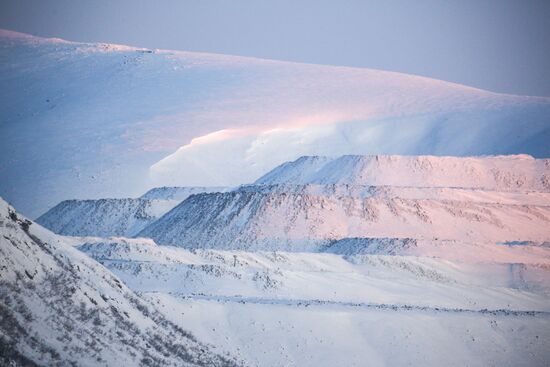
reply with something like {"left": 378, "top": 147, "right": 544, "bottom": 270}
{"left": 138, "top": 155, "right": 550, "bottom": 251}
{"left": 37, "top": 187, "right": 229, "bottom": 237}
{"left": 139, "top": 186, "right": 550, "bottom": 250}
{"left": 36, "top": 198, "right": 173, "bottom": 237}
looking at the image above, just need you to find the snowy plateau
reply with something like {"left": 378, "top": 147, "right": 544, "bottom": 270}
{"left": 1, "top": 30, "right": 550, "bottom": 367}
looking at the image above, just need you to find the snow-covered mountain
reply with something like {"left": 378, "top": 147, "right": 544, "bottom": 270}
{"left": 73, "top": 236, "right": 550, "bottom": 367}
{"left": 1, "top": 29, "right": 550, "bottom": 217}
{"left": 139, "top": 155, "right": 550, "bottom": 250}
{"left": 0, "top": 197, "right": 239, "bottom": 366}
{"left": 36, "top": 186, "right": 228, "bottom": 237}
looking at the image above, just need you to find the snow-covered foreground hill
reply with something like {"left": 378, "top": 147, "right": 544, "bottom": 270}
{"left": 0, "top": 198, "right": 239, "bottom": 367}
{"left": 36, "top": 186, "right": 229, "bottom": 237}
{"left": 75, "top": 237, "right": 550, "bottom": 366}
{"left": 140, "top": 155, "right": 550, "bottom": 250}
{"left": 2, "top": 30, "right": 550, "bottom": 217}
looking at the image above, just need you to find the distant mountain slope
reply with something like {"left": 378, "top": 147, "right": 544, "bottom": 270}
{"left": 36, "top": 187, "right": 228, "bottom": 237}
{"left": 1, "top": 30, "right": 549, "bottom": 217}
{"left": 139, "top": 155, "right": 550, "bottom": 250}
{"left": 0, "top": 197, "right": 238, "bottom": 367}
{"left": 138, "top": 186, "right": 550, "bottom": 250}
{"left": 36, "top": 198, "right": 173, "bottom": 237}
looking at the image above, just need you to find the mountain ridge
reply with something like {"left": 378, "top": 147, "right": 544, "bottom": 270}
{"left": 1, "top": 28, "right": 541, "bottom": 96}
{"left": 138, "top": 154, "right": 550, "bottom": 250}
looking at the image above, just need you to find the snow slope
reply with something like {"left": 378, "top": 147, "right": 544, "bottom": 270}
{"left": 1, "top": 29, "right": 550, "bottom": 217}
{"left": 36, "top": 198, "right": 174, "bottom": 237}
{"left": 36, "top": 186, "right": 229, "bottom": 237}
{"left": 0, "top": 197, "right": 239, "bottom": 366}
{"left": 78, "top": 237, "right": 550, "bottom": 311}
{"left": 151, "top": 295, "right": 550, "bottom": 367}
{"left": 139, "top": 155, "right": 550, "bottom": 250}
{"left": 75, "top": 237, "right": 550, "bottom": 367}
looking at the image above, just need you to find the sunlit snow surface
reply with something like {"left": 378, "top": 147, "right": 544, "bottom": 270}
{"left": 1, "top": 29, "right": 550, "bottom": 217}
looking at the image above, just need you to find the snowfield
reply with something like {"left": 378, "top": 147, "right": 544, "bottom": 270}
{"left": 1, "top": 30, "right": 550, "bottom": 217}
{"left": 45, "top": 154, "right": 547, "bottom": 366}
{"left": 74, "top": 236, "right": 550, "bottom": 367}
{"left": 150, "top": 295, "right": 550, "bottom": 367}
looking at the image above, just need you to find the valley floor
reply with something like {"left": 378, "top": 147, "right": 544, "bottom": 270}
{"left": 78, "top": 239, "right": 550, "bottom": 366}
{"left": 146, "top": 292, "right": 550, "bottom": 367}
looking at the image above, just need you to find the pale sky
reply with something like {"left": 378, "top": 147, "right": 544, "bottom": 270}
{"left": 1, "top": 0, "right": 549, "bottom": 96}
